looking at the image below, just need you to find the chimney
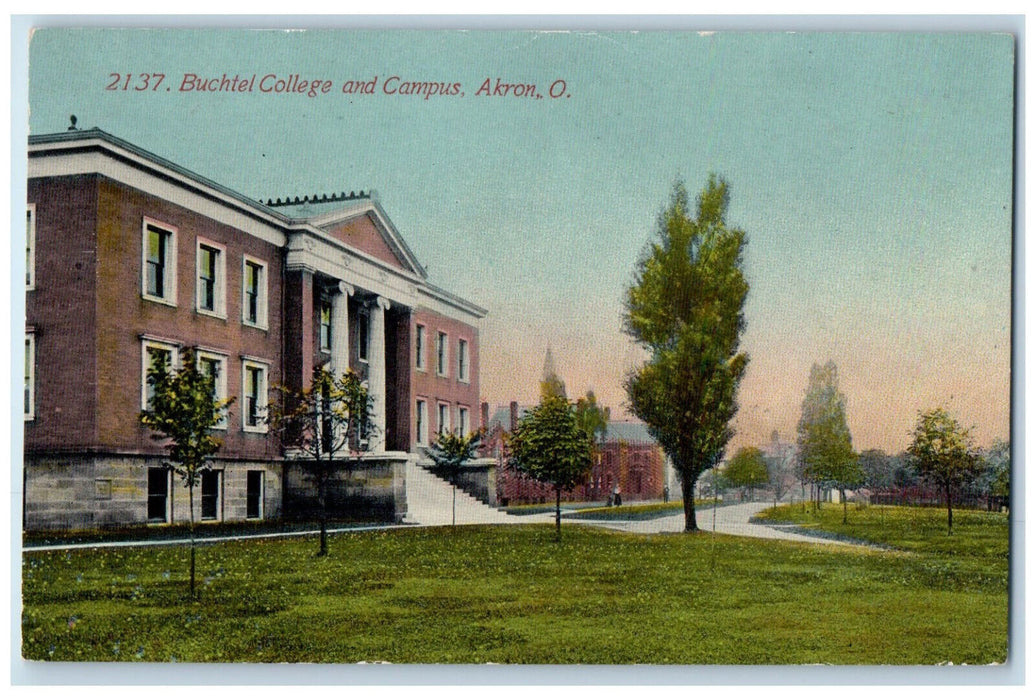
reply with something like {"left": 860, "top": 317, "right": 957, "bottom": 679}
{"left": 509, "top": 401, "right": 519, "bottom": 432}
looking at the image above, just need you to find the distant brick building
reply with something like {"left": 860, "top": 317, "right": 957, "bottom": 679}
{"left": 484, "top": 402, "right": 666, "bottom": 506}
{"left": 24, "top": 127, "right": 485, "bottom": 531}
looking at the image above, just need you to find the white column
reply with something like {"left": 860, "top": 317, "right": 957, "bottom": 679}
{"left": 330, "top": 282, "right": 353, "bottom": 376}
{"left": 368, "top": 296, "right": 390, "bottom": 452}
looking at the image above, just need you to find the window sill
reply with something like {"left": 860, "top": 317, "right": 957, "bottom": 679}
{"left": 142, "top": 294, "right": 177, "bottom": 308}
{"left": 197, "top": 308, "right": 227, "bottom": 321}
{"left": 243, "top": 426, "right": 269, "bottom": 435}
{"left": 243, "top": 320, "right": 269, "bottom": 332}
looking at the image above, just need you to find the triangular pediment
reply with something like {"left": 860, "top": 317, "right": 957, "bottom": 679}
{"left": 307, "top": 201, "right": 426, "bottom": 279}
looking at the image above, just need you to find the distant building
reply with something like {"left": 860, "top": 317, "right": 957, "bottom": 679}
{"left": 24, "top": 127, "right": 485, "bottom": 531}
{"left": 484, "top": 403, "right": 666, "bottom": 506}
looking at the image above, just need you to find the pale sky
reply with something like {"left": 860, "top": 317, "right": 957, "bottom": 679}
{"left": 22, "top": 26, "right": 1015, "bottom": 454}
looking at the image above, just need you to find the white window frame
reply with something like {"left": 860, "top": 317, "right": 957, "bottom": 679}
{"left": 24, "top": 332, "right": 35, "bottom": 421}
{"left": 319, "top": 299, "right": 333, "bottom": 352}
{"left": 241, "top": 256, "right": 269, "bottom": 329}
{"left": 415, "top": 324, "right": 426, "bottom": 371}
{"left": 437, "top": 331, "right": 449, "bottom": 377}
{"left": 26, "top": 204, "right": 35, "bottom": 291}
{"left": 437, "top": 402, "right": 451, "bottom": 436}
{"left": 458, "top": 338, "right": 470, "bottom": 383}
{"left": 415, "top": 398, "right": 428, "bottom": 446}
{"left": 246, "top": 470, "right": 265, "bottom": 520}
{"left": 458, "top": 405, "right": 470, "bottom": 436}
{"left": 195, "top": 238, "right": 226, "bottom": 318}
{"left": 242, "top": 358, "right": 270, "bottom": 433}
{"left": 141, "top": 218, "right": 178, "bottom": 306}
{"left": 197, "top": 350, "right": 230, "bottom": 430}
{"left": 200, "top": 469, "right": 223, "bottom": 522}
{"left": 141, "top": 338, "right": 179, "bottom": 410}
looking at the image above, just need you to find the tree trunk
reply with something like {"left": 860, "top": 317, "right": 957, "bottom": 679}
{"left": 682, "top": 473, "right": 698, "bottom": 532}
{"left": 555, "top": 486, "right": 562, "bottom": 542}
{"left": 188, "top": 480, "right": 196, "bottom": 598}
{"left": 841, "top": 488, "right": 848, "bottom": 524}
{"left": 945, "top": 483, "right": 954, "bottom": 535}
{"left": 318, "top": 466, "right": 328, "bottom": 557}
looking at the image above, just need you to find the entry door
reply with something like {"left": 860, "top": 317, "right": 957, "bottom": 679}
{"left": 246, "top": 470, "right": 264, "bottom": 519}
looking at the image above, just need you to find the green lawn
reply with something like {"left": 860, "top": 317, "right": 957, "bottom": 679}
{"left": 22, "top": 511, "right": 1008, "bottom": 664}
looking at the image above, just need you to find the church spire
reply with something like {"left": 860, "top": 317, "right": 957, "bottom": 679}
{"left": 540, "top": 346, "right": 567, "bottom": 399}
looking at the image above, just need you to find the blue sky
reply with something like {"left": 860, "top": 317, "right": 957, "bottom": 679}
{"left": 24, "top": 27, "right": 1015, "bottom": 453}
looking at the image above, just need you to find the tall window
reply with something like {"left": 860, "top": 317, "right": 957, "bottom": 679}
{"left": 242, "top": 257, "right": 267, "bottom": 328}
{"left": 415, "top": 324, "right": 426, "bottom": 371}
{"left": 437, "top": 332, "right": 448, "bottom": 376}
{"left": 147, "top": 467, "right": 171, "bottom": 523}
{"left": 458, "top": 338, "right": 469, "bottom": 382}
{"left": 415, "top": 399, "right": 428, "bottom": 446}
{"left": 141, "top": 340, "right": 177, "bottom": 410}
{"left": 196, "top": 240, "right": 225, "bottom": 316}
{"left": 142, "top": 220, "right": 177, "bottom": 304}
{"left": 438, "top": 402, "right": 451, "bottom": 435}
{"left": 24, "top": 333, "right": 35, "bottom": 420}
{"left": 246, "top": 471, "right": 264, "bottom": 519}
{"left": 201, "top": 470, "right": 222, "bottom": 521}
{"left": 319, "top": 301, "right": 333, "bottom": 352}
{"left": 197, "top": 351, "right": 228, "bottom": 429}
{"left": 26, "top": 204, "right": 35, "bottom": 290}
{"left": 458, "top": 406, "right": 470, "bottom": 436}
{"left": 358, "top": 309, "right": 370, "bottom": 362}
{"left": 242, "top": 360, "right": 268, "bottom": 432}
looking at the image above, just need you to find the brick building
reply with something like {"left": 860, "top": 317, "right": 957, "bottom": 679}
{"left": 24, "top": 127, "right": 485, "bottom": 531}
{"left": 485, "top": 403, "right": 667, "bottom": 506}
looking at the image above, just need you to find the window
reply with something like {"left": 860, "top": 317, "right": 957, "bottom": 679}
{"left": 458, "top": 338, "right": 469, "bottom": 382}
{"left": 142, "top": 219, "right": 177, "bottom": 305}
{"left": 242, "top": 257, "right": 268, "bottom": 328}
{"left": 201, "top": 470, "right": 222, "bottom": 521}
{"left": 437, "top": 332, "right": 448, "bottom": 376}
{"left": 242, "top": 360, "right": 269, "bottom": 432}
{"left": 247, "top": 471, "right": 264, "bottom": 519}
{"left": 358, "top": 309, "right": 370, "bottom": 362}
{"left": 196, "top": 240, "right": 225, "bottom": 317}
{"left": 438, "top": 402, "right": 451, "bottom": 435}
{"left": 319, "top": 301, "right": 333, "bottom": 352}
{"left": 24, "top": 333, "right": 35, "bottom": 421}
{"left": 415, "top": 324, "right": 426, "bottom": 371}
{"left": 415, "top": 399, "right": 428, "bottom": 446}
{"left": 26, "top": 204, "right": 35, "bottom": 290}
{"left": 197, "top": 351, "right": 229, "bottom": 429}
{"left": 141, "top": 339, "right": 178, "bottom": 410}
{"left": 147, "top": 467, "right": 171, "bottom": 523}
{"left": 458, "top": 406, "right": 470, "bottom": 436}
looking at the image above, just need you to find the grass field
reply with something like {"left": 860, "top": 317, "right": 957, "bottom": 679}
{"left": 22, "top": 508, "right": 1008, "bottom": 664}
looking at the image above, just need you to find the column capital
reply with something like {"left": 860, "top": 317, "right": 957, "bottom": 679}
{"left": 337, "top": 281, "right": 355, "bottom": 297}
{"left": 375, "top": 296, "right": 391, "bottom": 311}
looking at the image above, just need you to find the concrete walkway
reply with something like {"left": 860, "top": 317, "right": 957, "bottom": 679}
{"left": 574, "top": 501, "right": 873, "bottom": 547}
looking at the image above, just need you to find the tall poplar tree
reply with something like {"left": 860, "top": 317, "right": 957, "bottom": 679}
{"left": 624, "top": 177, "right": 749, "bottom": 532}
{"left": 796, "top": 361, "right": 861, "bottom": 522}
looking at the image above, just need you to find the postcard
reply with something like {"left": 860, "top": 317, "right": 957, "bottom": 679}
{"left": 16, "top": 22, "right": 1017, "bottom": 683}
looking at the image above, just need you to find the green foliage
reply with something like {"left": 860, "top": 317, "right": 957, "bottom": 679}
{"left": 139, "top": 347, "right": 235, "bottom": 596}
{"left": 796, "top": 361, "right": 861, "bottom": 493}
{"left": 507, "top": 393, "right": 594, "bottom": 539}
{"left": 267, "top": 367, "right": 377, "bottom": 555}
{"left": 427, "top": 429, "right": 483, "bottom": 527}
{"left": 624, "top": 177, "right": 749, "bottom": 531}
{"left": 723, "top": 447, "right": 769, "bottom": 490}
{"left": 858, "top": 449, "right": 901, "bottom": 491}
{"left": 907, "top": 408, "right": 983, "bottom": 534}
{"left": 976, "top": 438, "right": 1010, "bottom": 500}
{"left": 22, "top": 514, "right": 1007, "bottom": 664}
{"left": 574, "top": 390, "right": 609, "bottom": 446}
{"left": 140, "top": 348, "right": 235, "bottom": 491}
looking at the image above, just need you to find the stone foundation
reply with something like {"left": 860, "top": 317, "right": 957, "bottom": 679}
{"left": 282, "top": 452, "right": 409, "bottom": 523}
{"left": 23, "top": 454, "right": 283, "bottom": 532}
